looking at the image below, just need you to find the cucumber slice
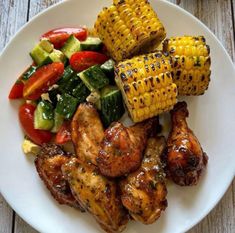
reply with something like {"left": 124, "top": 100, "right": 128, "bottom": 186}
{"left": 21, "top": 66, "right": 37, "bottom": 81}
{"left": 61, "top": 35, "right": 81, "bottom": 59}
{"left": 101, "top": 59, "right": 115, "bottom": 74}
{"left": 100, "top": 86, "right": 124, "bottom": 127}
{"left": 79, "top": 65, "right": 109, "bottom": 92}
{"left": 51, "top": 112, "right": 64, "bottom": 133}
{"left": 48, "top": 89, "right": 59, "bottom": 107}
{"left": 59, "top": 73, "right": 80, "bottom": 95}
{"left": 39, "top": 39, "right": 54, "bottom": 53}
{"left": 81, "top": 37, "right": 102, "bottom": 51}
{"left": 30, "top": 45, "right": 52, "bottom": 66}
{"left": 72, "top": 79, "right": 90, "bottom": 103}
{"left": 101, "top": 59, "right": 115, "bottom": 84}
{"left": 49, "top": 49, "right": 66, "bottom": 63}
{"left": 55, "top": 93, "right": 79, "bottom": 119}
{"left": 34, "top": 100, "right": 54, "bottom": 130}
{"left": 58, "top": 66, "right": 75, "bottom": 84}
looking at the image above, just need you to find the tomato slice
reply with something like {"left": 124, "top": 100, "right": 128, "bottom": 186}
{"left": 8, "top": 81, "right": 24, "bottom": 99}
{"left": 19, "top": 103, "right": 52, "bottom": 145}
{"left": 41, "top": 27, "right": 88, "bottom": 49}
{"left": 70, "top": 51, "right": 109, "bottom": 72}
{"left": 23, "top": 62, "right": 64, "bottom": 100}
{"left": 55, "top": 122, "right": 71, "bottom": 144}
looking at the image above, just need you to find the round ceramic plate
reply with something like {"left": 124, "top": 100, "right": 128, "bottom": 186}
{"left": 0, "top": 0, "right": 234, "bottom": 233}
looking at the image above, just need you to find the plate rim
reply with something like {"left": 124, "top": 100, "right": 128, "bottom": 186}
{"left": 0, "top": 0, "right": 234, "bottom": 233}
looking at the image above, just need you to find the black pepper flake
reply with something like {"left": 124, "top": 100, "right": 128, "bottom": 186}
{"left": 201, "top": 75, "right": 205, "bottom": 81}
{"left": 156, "top": 77, "right": 160, "bottom": 83}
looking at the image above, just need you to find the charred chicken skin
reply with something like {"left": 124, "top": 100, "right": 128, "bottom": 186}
{"left": 165, "top": 102, "right": 208, "bottom": 186}
{"left": 71, "top": 103, "right": 104, "bottom": 165}
{"left": 97, "top": 119, "right": 157, "bottom": 177}
{"left": 119, "top": 136, "right": 167, "bottom": 224}
{"left": 62, "top": 158, "right": 128, "bottom": 233}
{"left": 35, "top": 144, "right": 82, "bottom": 209}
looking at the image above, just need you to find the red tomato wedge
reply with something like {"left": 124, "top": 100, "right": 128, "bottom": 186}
{"left": 23, "top": 62, "right": 64, "bottom": 100}
{"left": 70, "top": 51, "right": 109, "bottom": 72}
{"left": 19, "top": 103, "right": 52, "bottom": 145}
{"left": 8, "top": 81, "right": 24, "bottom": 99}
{"left": 55, "top": 122, "right": 71, "bottom": 144}
{"left": 41, "top": 27, "right": 88, "bottom": 49}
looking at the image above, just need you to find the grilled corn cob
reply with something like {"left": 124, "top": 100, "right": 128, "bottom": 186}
{"left": 115, "top": 51, "right": 178, "bottom": 123}
{"left": 94, "top": 0, "right": 166, "bottom": 61}
{"left": 163, "top": 36, "right": 211, "bottom": 95}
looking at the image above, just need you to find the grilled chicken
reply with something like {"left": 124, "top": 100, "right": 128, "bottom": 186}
{"left": 97, "top": 118, "right": 157, "bottom": 177}
{"left": 165, "top": 102, "right": 208, "bottom": 186}
{"left": 119, "top": 136, "right": 167, "bottom": 224}
{"left": 35, "top": 144, "right": 82, "bottom": 209}
{"left": 71, "top": 103, "right": 104, "bottom": 165}
{"left": 62, "top": 158, "right": 128, "bottom": 233}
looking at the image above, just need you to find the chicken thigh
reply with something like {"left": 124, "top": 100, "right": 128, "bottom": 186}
{"left": 97, "top": 118, "right": 157, "bottom": 177}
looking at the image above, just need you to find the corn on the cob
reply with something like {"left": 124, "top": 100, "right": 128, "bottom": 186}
{"left": 115, "top": 51, "right": 178, "bottom": 123}
{"left": 163, "top": 36, "right": 211, "bottom": 96}
{"left": 94, "top": 0, "right": 166, "bottom": 61}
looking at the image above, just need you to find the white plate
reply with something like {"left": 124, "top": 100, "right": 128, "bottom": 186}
{"left": 0, "top": 0, "right": 235, "bottom": 233}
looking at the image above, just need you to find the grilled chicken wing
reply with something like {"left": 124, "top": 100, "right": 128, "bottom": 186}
{"left": 71, "top": 103, "right": 104, "bottom": 165}
{"left": 97, "top": 119, "right": 157, "bottom": 177}
{"left": 35, "top": 144, "right": 82, "bottom": 209}
{"left": 119, "top": 136, "right": 167, "bottom": 224}
{"left": 165, "top": 102, "right": 208, "bottom": 186}
{"left": 62, "top": 158, "right": 128, "bottom": 233}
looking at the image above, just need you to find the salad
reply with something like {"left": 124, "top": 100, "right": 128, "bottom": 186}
{"left": 9, "top": 27, "right": 124, "bottom": 148}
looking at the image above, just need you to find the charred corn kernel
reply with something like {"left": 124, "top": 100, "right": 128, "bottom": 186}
{"left": 115, "top": 51, "right": 178, "bottom": 122}
{"left": 163, "top": 36, "right": 211, "bottom": 95}
{"left": 95, "top": 0, "right": 166, "bottom": 61}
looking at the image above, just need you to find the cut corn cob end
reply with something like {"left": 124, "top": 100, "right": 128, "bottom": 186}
{"left": 115, "top": 51, "right": 178, "bottom": 123}
{"left": 163, "top": 36, "right": 211, "bottom": 96}
{"left": 94, "top": 0, "right": 166, "bottom": 61}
